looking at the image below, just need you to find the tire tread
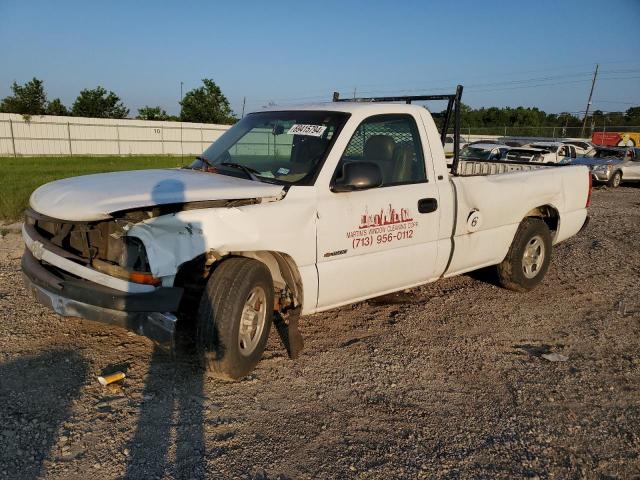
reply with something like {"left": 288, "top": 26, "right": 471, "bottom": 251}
{"left": 497, "top": 218, "right": 551, "bottom": 292}
{"left": 196, "top": 258, "right": 273, "bottom": 380}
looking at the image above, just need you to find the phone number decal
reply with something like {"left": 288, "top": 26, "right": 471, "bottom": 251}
{"left": 351, "top": 229, "right": 415, "bottom": 249}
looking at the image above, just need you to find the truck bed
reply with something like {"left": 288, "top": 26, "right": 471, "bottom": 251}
{"left": 455, "top": 160, "right": 558, "bottom": 176}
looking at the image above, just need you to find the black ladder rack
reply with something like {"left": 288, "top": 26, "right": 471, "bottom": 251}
{"left": 332, "top": 85, "right": 464, "bottom": 174}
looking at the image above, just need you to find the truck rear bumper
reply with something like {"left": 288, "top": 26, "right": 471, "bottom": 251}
{"left": 22, "top": 249, "right": 183, "bottom": 347}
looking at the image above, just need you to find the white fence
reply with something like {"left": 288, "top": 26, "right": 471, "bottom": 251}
{"left": 0, "top": 112, "right": 604, "bottom": 158}
{"left": 0, "top": 113, "right": 231, "bottom": 156}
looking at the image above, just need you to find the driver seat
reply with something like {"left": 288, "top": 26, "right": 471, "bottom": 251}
{"left": 363, "top": 135, "right": 396, "bottom": 184}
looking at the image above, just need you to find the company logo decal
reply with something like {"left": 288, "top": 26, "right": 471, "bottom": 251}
{"left": 347, "top": 204, "right": 418, "bottom": 250}
{"left": 359, "top": 205, "right": 414, "bottom": 229}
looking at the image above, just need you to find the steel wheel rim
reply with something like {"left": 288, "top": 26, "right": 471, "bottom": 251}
{"left": 613, "top": 173, "right": 621, "bottom": 187}
{"left": 522, "top": 235, "right": 545, "bottom": 279}
{"left": 238, "top": 286, "right": 267, "bottom": 357}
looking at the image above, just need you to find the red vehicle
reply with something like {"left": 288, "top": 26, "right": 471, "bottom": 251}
{"left": 592, "top": 131, "right": 640, "bottom": 147}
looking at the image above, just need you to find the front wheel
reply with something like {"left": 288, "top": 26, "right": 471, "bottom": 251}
{"left": 196, "top": 258, "right": 273, "bottom": 380}
{"left": 607, "top": 170, "right": 622, "bottom": 188}
{"left": 497, "top": 218, "right": 552, "bottom": 292}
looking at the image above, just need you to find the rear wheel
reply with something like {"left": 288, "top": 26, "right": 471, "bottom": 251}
{"left": 196, "top": 258, "right": 273, "bottom": 380}
{"left": 607, "top": 170, "right": 622, "bottom": 188}
{"left": 497, "top": 218, "right": 552, "bottom": 292}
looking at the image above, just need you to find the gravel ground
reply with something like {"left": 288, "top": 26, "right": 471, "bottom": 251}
{"left": 1, "top": 186, "right": 639, "bottom": 479}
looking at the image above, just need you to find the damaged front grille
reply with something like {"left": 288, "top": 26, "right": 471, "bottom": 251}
{"left": 25, "top": 208, "right": 151, "bottom": 273}
{"left": 25, "top": 197, "right": 262, "bottom": 278}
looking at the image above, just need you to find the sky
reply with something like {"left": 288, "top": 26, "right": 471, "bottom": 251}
{"left": 0, "top": 0, "right": 638, "bottom": 118}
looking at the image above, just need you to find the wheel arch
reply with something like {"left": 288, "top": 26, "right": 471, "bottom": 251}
{"left": 232, "top": 251, "right": 304, "bottom": 310}
{"left": 174, "top": 249, "right": 305, "bottom": 312}
{"left": 523, "top": 204, "right": 559, "bottom": 241}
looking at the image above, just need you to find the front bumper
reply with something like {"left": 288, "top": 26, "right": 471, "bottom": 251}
{"left": 589, "top": 167, "right": 613, "bottom": 182}
{"left": 22, "top": 248, "right": 183, "bottom": 347}
{"left": 591, "top": 172, "right": 610, "bottom": 182}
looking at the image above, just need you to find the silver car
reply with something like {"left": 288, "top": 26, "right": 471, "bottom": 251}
{"left": 563, "top": 147, "right": 640, "bottom": 187}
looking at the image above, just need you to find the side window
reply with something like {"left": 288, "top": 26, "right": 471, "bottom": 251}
{"left": 336, "top": 114, "right": 426, "bottom": 187}
{"left": 558, "top": 146, "right": 567, "bottom": 156}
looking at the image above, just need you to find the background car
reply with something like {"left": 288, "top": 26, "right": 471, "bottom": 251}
{"left": 562, "top": 146, "right": 638, "bottom": 188}
{"left": 444, "top": 135, "right": 468, "bottom": 158}
{"left": 563, "top": 140, "right": 596, "bottom": 156}
{"left": 459, "top": 143, "right": 510, "bottom": 161}
{"left": 505, "top": 142, "right": 576, "bottom": 163}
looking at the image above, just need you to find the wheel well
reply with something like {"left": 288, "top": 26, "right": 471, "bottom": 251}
{"left": 524, "top": 205, "right": 559, "bottom": 239}
{"left": 174, "top": 250, "right": 304, "bottom": 314}
{"left": 232, "top": 251, "right": 304, "bottom": 310}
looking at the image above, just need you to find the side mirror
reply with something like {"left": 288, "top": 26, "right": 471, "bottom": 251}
{"left": 332, "top": 161, "right": 383, "bottom": 192}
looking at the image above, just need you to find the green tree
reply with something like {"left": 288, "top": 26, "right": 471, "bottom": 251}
{"left": 0, "top": 77, "right": 47, "bottom": 115}
{"left": 180, "top": 79, "right": 236, "bottom": 124}
{"left": 624, "top": 106, "right": 640, "bottom": 126}
{"left": 448, "top": 103, "right": 585, "bottom": 136}
{"left": 71, "top": 86, "right": 129, "bottom": 118}
{"left": 45, "top": 98, "right": 69, "bottom": 116}
{"left": 137, "top": 105, "right": 170, "bottom": 120}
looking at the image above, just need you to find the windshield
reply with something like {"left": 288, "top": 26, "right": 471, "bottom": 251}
{"left": 191, "top": 111, "right": 349, "bottom": 185}
{"left": 460, "top": 146, "right": 492, "bottom": 160}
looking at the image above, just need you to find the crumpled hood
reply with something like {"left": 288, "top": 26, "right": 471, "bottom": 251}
{"left": 29, "top": 169, "right": 284, "bottom": 221}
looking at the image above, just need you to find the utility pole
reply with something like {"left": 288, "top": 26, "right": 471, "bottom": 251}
{"left": 581, "top": 64, "right": 599, "bottom": 138}
{"left": 353, "top": 87, "right": 357, "bottom": 100}
{"left": 241, "top": 96, "right": 246, "bottom": 119}
{"left": 180, "top": 81, "right": 184, "bottom": 159}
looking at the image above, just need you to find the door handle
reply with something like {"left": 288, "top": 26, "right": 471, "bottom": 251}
{"left": 418, "top": 198, "right": 438, "bottom": 214}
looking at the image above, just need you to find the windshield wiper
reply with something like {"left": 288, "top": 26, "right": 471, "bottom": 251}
{"left": 194, "top": 155, "right": 216, "bottom": 170}
{"left": 220, "top": 162, "right": 261, "bottom": 182}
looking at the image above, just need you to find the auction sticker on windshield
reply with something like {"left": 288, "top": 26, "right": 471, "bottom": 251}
{"left": 287, "top": 124, "right": 327, "bottom": 137}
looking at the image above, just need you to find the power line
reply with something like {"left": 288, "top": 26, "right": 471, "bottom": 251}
{"left": 238, "top": 68, "right": 639, "bottom": 115}
{"left": 594, "top": 99, "right": 639, "bottom": 105}
{"left": 239, "top": 67, "right": 640, "bottom": 110}
{"left": 582, "top": 64, "right": 599, "bottom": 137}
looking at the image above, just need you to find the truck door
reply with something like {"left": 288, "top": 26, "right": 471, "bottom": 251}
{"left": 315, "top": 113, "right": 441, "bottom": 309}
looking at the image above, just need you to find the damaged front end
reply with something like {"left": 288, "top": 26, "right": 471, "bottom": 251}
{"left": 21, "top": 208, "right": 184, "bottom": 347}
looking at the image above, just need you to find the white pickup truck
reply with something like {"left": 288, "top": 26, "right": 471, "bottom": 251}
{"left": 22, "top": 87, "right": 591, "bottom": 379}
{"left": 505, "top": 142, "right": 578, "bottom": 164}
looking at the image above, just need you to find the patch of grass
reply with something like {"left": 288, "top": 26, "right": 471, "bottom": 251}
{"left": 0, "top": 156, "right": 191, "bottom": 222}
